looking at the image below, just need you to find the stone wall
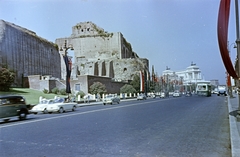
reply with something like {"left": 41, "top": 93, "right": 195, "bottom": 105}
{"left": 0, "top": 20, "right": 61, "bottom": 87}
{"left": 27, "top": 74, "right": 127, "bottom": 95}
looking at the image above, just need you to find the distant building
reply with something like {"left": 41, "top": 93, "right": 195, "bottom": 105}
{"left": 210, "top": 79, "right": 219, "bottom": 87}
{"left": 0, "top": 20, "right": 61, "bottom": 87}
{"left": 162, "top": 63, "right": 204, "bottom": 85}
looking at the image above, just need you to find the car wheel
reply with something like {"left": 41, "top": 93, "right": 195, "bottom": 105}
{"left": 103, "top": 103, "right": 106, "bottom": 105}
{"left": 58, "top": 107, "right": 64, "bottom": 113}
{"left": 111, "top": 102, "right": 113, "bottom": 105}
{"left": 48, "top": 112, "right": 52, "bottom": 114}
{"left": 43, "top": 108, "right": 48, "bottom": 114}
{"left": 19, "top": 110, "right": 27, "bottom": 120}
{"left": 72, "top": 106, "right": 76, "bottom": 111}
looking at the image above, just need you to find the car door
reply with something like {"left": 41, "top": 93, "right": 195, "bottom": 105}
{"left": 2, "top": 98, "right": 19, "bottom": 117}
{"left": 0, "top": 99, "right": 7, "bottom": 118}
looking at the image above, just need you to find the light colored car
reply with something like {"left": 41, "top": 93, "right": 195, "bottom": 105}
{"left": 30, "top": 99, "right": 54, "bottom": 114}
{"left": 102, "top": 95, "right": 120, "bottom": 105}
{"left": 46, "top": 98, "right": 77, "bottom": 113}
{"left": 160, "top": 92, "right": 165, "bottom": 98}
{"left": 137, "top": 94, "right": 147, "bottom": 100}
{"left": 0, "top": 95, "right": 29, "bottom": 121}
{"left": 173, "top": 91, "right": 181, "bottom": 97}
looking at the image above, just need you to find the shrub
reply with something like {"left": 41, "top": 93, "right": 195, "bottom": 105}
{"left": 51, "top": 87, "right": 59, "bottom": 94}
{"left": 76, "top": 91, "right": 85, "bottom": 98}
{"left": 120, "top": 84, "right": 136, "bottom": 94}
{"left": 89, "top": 82, "right": 107, "bottom": 95}
{"left": 59, "top": 89, "right": 67, "bottom": 95}
{"left": 0, "top": 67, "right": 15, "bottom": 91}
{"left": 43, "top": 88, "right": 49, "bottom": 94}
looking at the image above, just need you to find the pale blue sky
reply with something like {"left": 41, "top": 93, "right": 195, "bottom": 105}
{"left": 0, "top": 0, "right": 238, "bottom": 84}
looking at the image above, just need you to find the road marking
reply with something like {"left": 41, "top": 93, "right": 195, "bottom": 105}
{"left": 0, "top": 99, "right": 169, "bottom": 128}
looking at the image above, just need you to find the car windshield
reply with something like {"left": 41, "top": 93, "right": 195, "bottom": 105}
{"left": 54, "top": 98, "right": 65, "bottom": 103}
{"left": 39, "top": 100, "right": 49, "bottom": 104}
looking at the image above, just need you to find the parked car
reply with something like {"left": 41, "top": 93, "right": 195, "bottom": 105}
{"left": 173, "top": 91, "right": 181, "bottom": 97}
{"left": 0, "top": 95, "right": 29, "bottom": 121}
{"left": 102, "top": 95, "right": 120, "bottom": 105}
{"left": 30, "top": 99, "right": 55, "bottom": 114}
{"left": 46, "top": 98, "right": 77, "bottom": 113}
{"left": 137, "top": 93, "right": 147, "bottom": 100}
{"left": 160, "top": 92, "right": 165, "bottom": 98}
{"left": 185, "top": 91, "right": 192, "bottom": 97}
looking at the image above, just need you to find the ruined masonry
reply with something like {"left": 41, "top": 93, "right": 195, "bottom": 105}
{"left": 55, "top": 21, "right": 149, "bottom": 82}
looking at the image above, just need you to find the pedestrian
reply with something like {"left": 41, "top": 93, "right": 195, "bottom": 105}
{"left": 87, "top": 95, "right": 90, "bottom": 104}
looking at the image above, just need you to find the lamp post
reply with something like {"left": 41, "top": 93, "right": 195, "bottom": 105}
{"left": 234, "top": 0, "right": 240, "bottom": 120}
{"left": 228, "top": 42, "right": 237, "bottom": 98}
{"left": 60, "top": 40, "right": 74, "bottom": 100}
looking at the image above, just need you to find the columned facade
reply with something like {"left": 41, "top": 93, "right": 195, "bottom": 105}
{"left": 162, "top": 63, "right": 203, "bottom": 85}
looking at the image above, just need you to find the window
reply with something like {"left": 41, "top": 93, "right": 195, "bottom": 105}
{"left": 75, "top": 84, "right": 80, "bottom": 91}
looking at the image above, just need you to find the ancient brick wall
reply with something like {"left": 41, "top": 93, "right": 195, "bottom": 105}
{"left": 55, "top": 21, "right": 149, "bottom": 81}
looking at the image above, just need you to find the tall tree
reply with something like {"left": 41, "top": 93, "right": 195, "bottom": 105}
{"left": 130, "top": 74, "right": 140, "bottom": 92}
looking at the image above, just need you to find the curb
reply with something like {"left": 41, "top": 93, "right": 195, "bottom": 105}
{"left": 227, "top": 96, "right": 240, "bottom": 157}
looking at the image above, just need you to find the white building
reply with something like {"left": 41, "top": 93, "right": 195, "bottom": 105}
{"left": 162, "top": 63, "right": 204, "bottom": 85}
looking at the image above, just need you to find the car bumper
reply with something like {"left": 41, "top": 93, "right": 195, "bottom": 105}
{"left": 103, "top": 100, "right": 113, "bottom": 104}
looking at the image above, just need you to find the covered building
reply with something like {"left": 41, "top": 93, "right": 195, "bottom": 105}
{"left": 0, "top": 20, "right": 61, "bottom": 87}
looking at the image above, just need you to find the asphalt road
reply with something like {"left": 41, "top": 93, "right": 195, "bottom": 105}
{"left": 0, "top": 95, "right": 231, "bottom": 157}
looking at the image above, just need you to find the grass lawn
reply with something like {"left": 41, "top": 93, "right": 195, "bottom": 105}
{"left": 0, "top": 88, "right": 67, "bottom": 105}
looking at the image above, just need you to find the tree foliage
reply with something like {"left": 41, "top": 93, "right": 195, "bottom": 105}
{"left": 120, "top": 84, "right": 136, "bottom": 94}
{"left": 0, "top": 68, "right": 15, "bottom": 91}
{"left": 130, "top": 74, "right": 140, "bottom": 92}
{"left": 76, "top": 90, "right": 85, "bottom": 98}
{"left": 89, "top": 82, "right": 107, "bottom": 95}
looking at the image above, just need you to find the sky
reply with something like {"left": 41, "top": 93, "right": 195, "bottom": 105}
{"left": 0, "top": 0, "right": 238, "bottom": 84}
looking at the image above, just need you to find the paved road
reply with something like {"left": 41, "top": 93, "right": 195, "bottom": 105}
{"left": 0, "top": 95, "right": 230, "bottom": 157}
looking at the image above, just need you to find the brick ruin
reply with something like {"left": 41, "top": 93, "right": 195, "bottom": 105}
{"left": 55, "top": 21, "right": 149, "bottom": 82}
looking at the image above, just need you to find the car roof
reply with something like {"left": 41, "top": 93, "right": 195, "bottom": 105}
{"left": 0, "top": 95, "right": 24, "bottom": 99}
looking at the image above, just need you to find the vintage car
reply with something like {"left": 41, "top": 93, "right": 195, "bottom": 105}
{"left": 46, "top": 98, "right": 77, "bottom": 113}
{"left": 160, "top": 92, "right": 165, "bottom": 98}
{"left": 173, "top": 91, "right": 181, "bottom": 97}
{"left": 137, "top": 93, "right": 147, "bottom": 100}
{"left": 0, "top": 95, "right": 29, "bottom": 121}
{"left": 185, "top": 91, "right": 192, "bottom": 97}
{"left": 102, "top": 95, "right": 120, "bottom": 105}
{"left": 30, "top": 99, "right": 55, "bottom": 114}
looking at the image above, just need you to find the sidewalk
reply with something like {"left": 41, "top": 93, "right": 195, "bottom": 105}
{"left": 227, "top": 93, "right": 240, "bottom": 157}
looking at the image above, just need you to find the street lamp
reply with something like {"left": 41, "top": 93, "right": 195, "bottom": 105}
{"left": 60, "top": 40, "right": 74, "bottom": 100}
{"left": 233, "top": 0, "right": 240, "bottom": 120}
{"left": 228, "top": 42, "right": 237, "bottom": 98}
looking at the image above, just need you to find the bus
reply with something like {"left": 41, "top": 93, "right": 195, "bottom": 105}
{"left": 196, "top": 83, "right": 211, "bottom": 97}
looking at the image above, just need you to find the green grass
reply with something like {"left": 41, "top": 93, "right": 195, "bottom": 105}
{"left": 0, "top": 88, "right": 67, "bottom": 105}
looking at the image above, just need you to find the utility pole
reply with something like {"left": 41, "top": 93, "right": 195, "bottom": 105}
{"left": 235, "top": 0, "right": 240, "bottom": 120}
